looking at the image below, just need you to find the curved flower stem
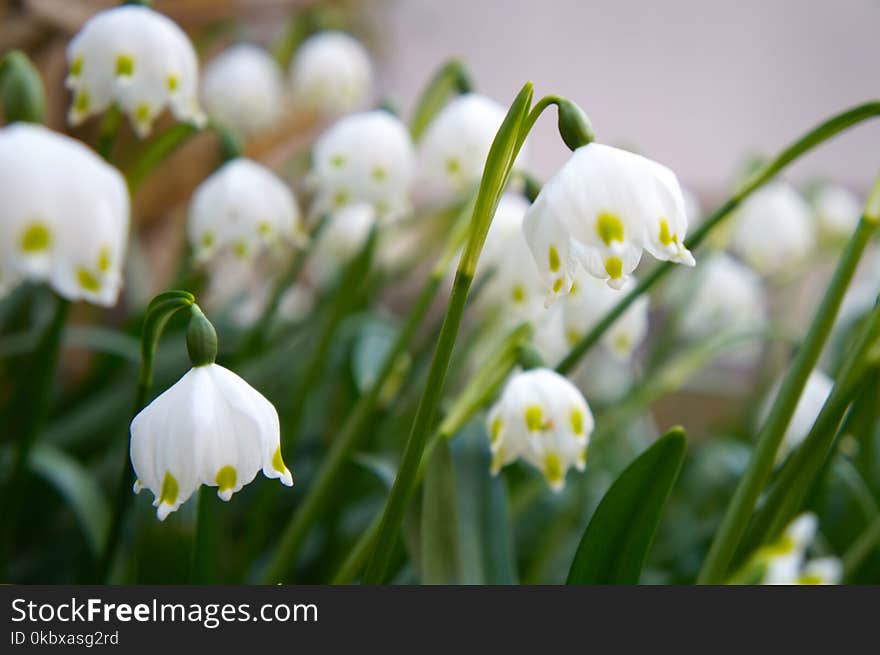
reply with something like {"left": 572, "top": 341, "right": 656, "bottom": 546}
{"left": 332, "top": 322, "right": 531, "bottom": 584}
{"left": 0, "top": 295, "right": 70, "bottom": 577}
{"left": 557, "top": 100, "right": 880, "bottom": 375}
{"left": 96, "top": 291, "right": 195, "bottom": 582}
{"left": 409, "top": 59, "right": 472, "bottom": 142}
{"left": 697, "top": 183, "right": 880, "bottom": 584}
{"left": 236, "top": 216, "right": 329, "bottom": 360}
{"left": 282, "top": 227, "right": 378, "bottom": 458}
{"left": 361, "top": 83, "right": 539, "bottom": 583}
{"left": 262, "top": 201, "right": 473, "bottom": 583}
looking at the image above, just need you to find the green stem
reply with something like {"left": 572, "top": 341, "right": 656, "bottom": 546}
{"left": 361, "top": 83, "right": 535, "bottom": 584}
{"left": 557, "top": 100, "right": 880, "bottom": 375}
{"left": 842, "top": 513, "right": 880, "bottom": 579}
{"left": 190, "top": 487, "right": 218, "bottom": 584}
{"left": 96, "top": 291, "right": 194, "bottom": 582}
{"left": 236, "top": 216, "right": 328, "bottom": 359}
{"left": 0, "top": 295, "right": 70, "bottom": 577}
{"left": 282, "top": 228, "right": 378, "bottom": 457}
{"left": 97, "top": 105, "right": 122, "bottom": 162}
{"left": 409, "top": 59, "right": 472, "bottom": 142}
{"left": 697, "top": 212, "right": 879, "bottom": 584}
{"left": 125, "top": 123, "right": 199, "bottom": 192}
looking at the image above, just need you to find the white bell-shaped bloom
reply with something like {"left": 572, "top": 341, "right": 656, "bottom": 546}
{"left": 812, "top": 183, "right": 862, "bottom": 241}
{"left": 416, "top": 94, "right": 528, "bottom": 204}
{"left": 478, "top": 193, "right": 545, "bottom": 324}
{"left": 559, "top": 269, "right": 649, "bottom": 361}
{"left": 131, "top": 363, "right": 293, "bottom": 520}
{"left": 0, "top": 124, "right": 129, "bottom": 306}
{"left": 310, "top": 203, "right": 376, "bottom": 288}
{"left": 523, "top": 143, "right": 695, "bottom": 299}
{"left": 758, "top": 513, "right": 818, "bottom": 584}
{"left": 289, "top": 31, "right": 372, "bottom": 117}
{"left": 201, "top": 44, "right": 284, "bottom": 136}
{"left": 66, "top": 5, "right": 206, "bottom": 137}
{"left": 796, "top": 557, "right": 842, "bottom": 585}
{"left": 188, "top": 158, "right": 303, "bottom": 263}
{"left": 487, "top": 368, "right": 594, "bottom": 491}
{"left": 761, "top": 369, "right": 833, "bottom": 462}
{"left": 680, "top": 252, "right": 767, "bottom": 340}
{"left": 730, "top": 182, "right": 815, "bottom": 276}
{"left": 309, "top": 110, "right": 415, "bottom": 221}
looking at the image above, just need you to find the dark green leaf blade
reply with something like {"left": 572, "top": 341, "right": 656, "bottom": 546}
{"left": 567, "top": 427, "right": 687, "bottom": 584}
{"left": 420, "top": 438, "right": 461, "bottom": 584}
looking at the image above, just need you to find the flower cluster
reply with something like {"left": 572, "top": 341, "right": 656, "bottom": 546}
{"left": 754, "top": 514, "right": 841, "bottom": 585}
{"left": 0, "top": 124, "right": 129, "bottom": 306}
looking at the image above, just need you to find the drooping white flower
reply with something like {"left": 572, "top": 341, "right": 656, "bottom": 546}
{"left": 812, "top": 183, "right": 862, "bottom": 241}
{"left": 66, "top": 5, "right": 206, "bottom": 137}
{"left": 679, "top": 252, "right": 766, "bottom": 340}
{"left": 201, "top": 44, "right": 284, "bottom": 136}
{"left": 755, "top": 513, "right": 826, "bottom": 585}
{"left": 0, "top": 123, "right": 129, "bottom": 306}
{"left": 487, "top": 368, "right": 594, "bottom": 491}
{"left": 478, "top": 193, "right": 545, "bottom": 324}
{"left": 289, "top": 31, "right": 372, "bottom": 117}
{"left": 416, "top": 94, "right": 528, "bottom": 203}
{"left": 730, "top": 182, "right": 815, "bottom": 276}
{"left": 523, "top": 143, "right": 695, "bottom": 299}
{"left": 131, "top": 363, "right": 293, "bottom": 520}
{"left": 188, "top": 158, "right": 303, "bottom": 263}
{"left": 761, "top": 369, "right": 833, "bottom": 462}
{"left": 559, "top": 269, "right": 649, "bottom": 361}
{"left": 310, "top": 203, "right": 377, "bottom": 288}
{"left": 309, "top": 110, "right": 415, "bottom": 221}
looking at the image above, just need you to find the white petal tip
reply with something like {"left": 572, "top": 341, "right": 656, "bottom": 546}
{"left": 218, "top": 489, "right": 234, "bottom": 502}
{"left": 156, "top": 504, "right": 174, "bottom": 521}
{"left": 606, "top": 277, "right": 626, "bottom": 290}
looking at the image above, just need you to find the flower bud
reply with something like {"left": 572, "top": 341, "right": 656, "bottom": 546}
{"left": 186, "top": 304, "right": 218, "bottom": 367}
{"left": 556, "top": 98, "right": 594, "bottom": 151}
{"left": 486, "top": 368, "right": 594, "bottom": 491}
{"left": 0, "top": 51, "right": 46, "bottom": 124}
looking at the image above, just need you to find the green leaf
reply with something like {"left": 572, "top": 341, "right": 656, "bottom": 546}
{"left": 29, "top": 444, "right": 110, "bottom": 555}
{"left": 567, "top": 427, "right": 687, "bottom": 584}
{"left": 420, "top": 438, "right": 461, "bottom": 584}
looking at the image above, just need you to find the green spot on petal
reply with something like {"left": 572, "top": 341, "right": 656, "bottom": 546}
{"left": 548, "top": 245, "right": 561, "bottom": 272}
{"left": 215, "top": 465, "right": 237, "bottom": 492}
{"left": 272, "top": 446, "right": 287, "bottom": 474}
{"left": 596, "top": 211, "right": 624, "bottom": 246}
{"left": 552, "top": 278, "right": 564, "bottom": 294}
{"left": 571, "top": 408, "right": 584, "bottom": 435}
{"left": 371, "top": 166, "right": 387, "bottom": 182}
{"left": 524, "top": 405, "right": 544, "bottom": 431}
{"left": 20, "top": 222, "right": 51, "bottom": 253}
{"left": 545, "top": 453, "right": 564, "bottom": 486}
{"left": 77, "top": 267, "right": 100, "bottom": 292}
{"left": 115, "top": 54, "right": 134, "bottom": 77}
{"left": 658, "top": 218, "right": 673, "bottom": 245}
{"left": 74, "top": 90, "right": 90, "bottom": 113}
{"left": 159, "top": 472, "right": 179, "bottom": 506}
{"left": 604, "top": 256, "right": 623, "bottom": 279}
{"left": 70, "top": 56, "right": 83, "bottom": 77}
{"left": 167, "top": 74, "right": 179, "bottom": 92}
{"left": 490, "top": 417, "right": 502, "bottom": 444}
{"left": 202, "top": 231, "right": 215, "bottom": 249}
{"left": 98, "top": 246, "right": 111, "bottom": 272}
{"left": 512, "top": 284, "right": 525, "bottom": 303}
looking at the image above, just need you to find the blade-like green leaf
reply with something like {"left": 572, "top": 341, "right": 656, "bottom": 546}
{"left": 567, "top": 427, "right": 687, "bottom": 584}
{"left": 29, "top": 444, "right": 110, "bottom": 555}
{"left": 420, "top": 438, "right": 461, "bottom": 584}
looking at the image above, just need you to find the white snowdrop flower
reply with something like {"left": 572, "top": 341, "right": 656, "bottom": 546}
{"left": 486, "top": 368, "right": 594, "bottom": 491}
{"left": 761, "top": 369, "right": 833, "bottom": 462}
{"left": 797, "top": 557, "right": 842, "bottom": 585}
{"left": 66, "top": 5, "right": 206, "bottom": 137}
{"left": 730, "top": 182, "right": 815, "bottom": 276}
{"left": 310, "top": 203, "right": 376, "bottom": 288}
{"left": 188, "top": 158, "right": 303, "bottom": 263}
{"left": 289, "top": 31, "right": 372, "bottom": 117}
{"left": 759, "top": 513, "right": 818, "bottom": 584}
{"left": 680, "top": 252, "right": 766, "bottom": 340}
{"left": 478, "top": 193, "right": 545, "bottom": 324}
{"left": 309, "top": 110, "right": 415, "bottom": 221}
{"left": 0, "top": 124, "right": 129, "bottom": 306}
{"left": 559, "top": 269, "right": 649, "bottom": 361}
{"left": 812, "top": 183, "right": 862, "bottom": 240}
{"left": 416, "top": 94, "right": 528, "bottom": 204}
{"left": 130, "top": 308, "right": 292, "bottom": 521}
{"left": 523, "top": 143, "right": 695, "bottom": 300}
{"left": 201, "top": 44, "right": 284, "bottom": 136}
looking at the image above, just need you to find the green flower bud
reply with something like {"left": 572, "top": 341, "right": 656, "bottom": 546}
{"left": 0, "top": 51, "right": 47, "bottom": 124}
{"left": 186, "top": 304, "right": 218, "bottom": 367}
{"left": 556, "top": 99, "right": 594, "bottom": 151}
